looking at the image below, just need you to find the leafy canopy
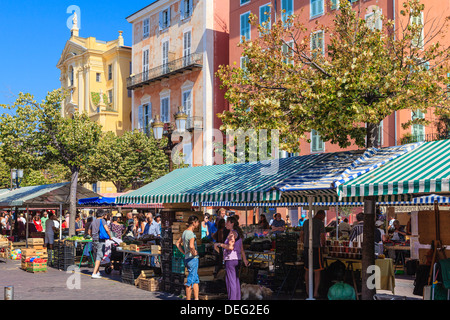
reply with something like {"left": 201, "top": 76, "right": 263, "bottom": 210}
{"left": 217, "top": 0, "right": 450, "bottom": 152}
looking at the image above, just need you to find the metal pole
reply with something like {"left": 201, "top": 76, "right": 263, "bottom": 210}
{"left": 307, "top": 196, "right": 314, "bottom": 300}
{"left": 59, "top": 203, "right": 63, "bottom": 240}
{"left": 25, "top": 207, "right": 29, "bottom": 248}
{"left": 336, "top": 204, "right": 339, "bottom": 241}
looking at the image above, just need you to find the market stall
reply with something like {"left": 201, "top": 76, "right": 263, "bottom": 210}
{"left": 337, "top": 139, "right": 450, "bottom": 299}
{"left": 114, "top": 143, "right": 421, "bottom": 299}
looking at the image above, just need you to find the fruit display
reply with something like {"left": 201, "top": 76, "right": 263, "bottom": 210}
{"left": 66, "top": 235, "right": 92, "bottom": 241}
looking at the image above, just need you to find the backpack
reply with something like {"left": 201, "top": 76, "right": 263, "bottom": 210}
{"left": 99, "top": 220, "right": 109, "bottom": 240}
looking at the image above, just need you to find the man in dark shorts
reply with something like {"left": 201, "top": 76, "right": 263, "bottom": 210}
{"left": 300, "top": 210, "right": 326, "bottom": 298}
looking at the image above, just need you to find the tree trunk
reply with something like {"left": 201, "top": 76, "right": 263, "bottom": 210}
{"left": 362, "top": 196, "right": 376, "bottom": 300}
{"left": 68, "top": 169, "right": 79, "bottom": 237}
{"left": 361, "top": 123, "right": 379, "bottom": 300}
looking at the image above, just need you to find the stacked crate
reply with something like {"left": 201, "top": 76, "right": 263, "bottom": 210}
{"left": 273, "top": 233, "right": 299, "bottom": 291}
{"left": 52, "top": 240, "right": 75, "bottom": 271}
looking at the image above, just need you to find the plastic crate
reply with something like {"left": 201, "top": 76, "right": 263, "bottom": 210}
{"left": 172, "top": 245, "right": 184, "bottom": 258}
{"left": 172, "top": 257, "right": 186, "bottom": 274}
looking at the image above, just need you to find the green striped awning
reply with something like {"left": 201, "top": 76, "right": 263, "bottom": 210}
{"left": 117, "top": 154, "right": 326, "bottom": 204}
{"left": 338, "top": 139, "right": 450, "bottom": 199}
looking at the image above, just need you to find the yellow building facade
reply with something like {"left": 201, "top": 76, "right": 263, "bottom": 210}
{"left": 56, "top": 21, "right": 132, "bottom": 194}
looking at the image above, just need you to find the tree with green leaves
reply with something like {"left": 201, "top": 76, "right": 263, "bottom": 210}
{"left": 81, "top": 130, "right": 170, "bottom": 193}
{"left": 0, "top": 89, "right": 102, "bottom": 236}
{"left": 217, "top": 0, "right": 450, "bottom": 299}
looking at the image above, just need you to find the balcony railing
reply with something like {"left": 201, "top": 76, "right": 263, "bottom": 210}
{"left": 398, "top": 132, "right": 450, "bottom": 145}
{"left": 127, "top": 52, "right": 203, "bottom": 90}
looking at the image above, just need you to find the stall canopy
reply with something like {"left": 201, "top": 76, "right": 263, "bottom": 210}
{"left": 117, "top": 142, "right": 421, "bottom": 206}
{"left": 0, "top": 182, "right": 101, "bottom": 208}
{"left": 117, "top": 154, "right": 324, "bottom": 204}
{"left": 78, "top": 197, "right": 116, "bottom": 206}
{"left": 338, "top": 139, "right": 450, "bottom": 200}
{"left": 78, "top": 194, "right": 164, "bottom": 208}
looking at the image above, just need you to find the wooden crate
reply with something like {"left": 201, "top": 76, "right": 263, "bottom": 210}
{"left": 26, "top": 262, "right": 47, "bottom": 273}
{"left": 138, "top": 278, "right": 160, "bottom": 291}
{"left": 151, "top": 245, "right": 161, "bottom": 255}
{"left": 175, "top": 211, "right": 203, "bottom": 222}
{"left": 28, "top": 238, "right": 44, "bottom": 245}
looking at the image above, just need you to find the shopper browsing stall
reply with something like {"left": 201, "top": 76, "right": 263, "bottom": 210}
{"left": 176, "top": 215, "right": 200, "bottom": 300}
{"left": 300, "top": 210, "right": 326, "bottom": 299}
{"left": 214, "top": 216, "right": 250, "bottom": 300}
{"left": 88, "top": 209, "right": 112, "bottom": 279}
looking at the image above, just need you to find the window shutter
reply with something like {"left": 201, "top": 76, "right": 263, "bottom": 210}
{"left": 189, "top": 0, "right": 193, "bottom": 17}
{"left": 331, "top": 0, "right": 338, "bottom": 10}
{"left": 183, "top": 143, "right": 192, "bottom": 166}
{"left": 167, "top": 7, "right": 171, "bottom": 27}
{"left": 180, "top": 0, "right": 185, "bottom": 19}
{"left": 138, "top": 105, "right": 143, "bottom": 130}
{"left": 311, "top": 131, "right": 318, "bottom": 152}
{"left": 159, "top": 12, "right": 163, "bottom": 30}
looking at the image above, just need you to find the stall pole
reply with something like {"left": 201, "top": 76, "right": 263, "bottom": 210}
{"left": 59, "top": 203, "right": 63, "bottom": 239}
{"left": 25, "top": 207, "right": 29, "bottom": 248}
{"left": 336, "top": 204, "right": 339, "bottom": 241}
{"left": 245, "top": 206, "right": 248, "bottom": 226}
{"left": 307, "top": 196, "right": 314, "bottom": 300}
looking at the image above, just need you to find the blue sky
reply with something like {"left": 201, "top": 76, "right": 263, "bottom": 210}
{"left": 0, "top": 0, "right": 156, "bottom": 114}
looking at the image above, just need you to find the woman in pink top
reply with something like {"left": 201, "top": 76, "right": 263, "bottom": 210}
{"left": 214, "top": 216, "right": 249, "bottom": 300}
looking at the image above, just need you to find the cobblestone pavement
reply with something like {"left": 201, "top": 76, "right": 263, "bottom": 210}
{"left": 0, "top": 259, "right": 181, "bottom": 300}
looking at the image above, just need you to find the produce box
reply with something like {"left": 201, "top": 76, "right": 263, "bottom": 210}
{"left": 140, "top": 269, "right": 155, "bottom": 278}
{"left": 175, "top": 211, "right": 203, "bottom": 222}
{"left": 172, "top": 222, "right": 188, "bottom": 233}
{"left": 138, "top": 277, "right": 160, "bottom": 292}
{"left": 135, "top": 245, "right": 152, "bottom": 252}
{"left": 26, "top": 261, "right": 47, "bottom": 273}
{"left": 28, "top": 238, "right": 44, "bottom": 245}
{"left": 151, "top": 245, "right": 161, "bottom": 255}
{"left": 21, "top": 248, "right": 37, "bottom": 257}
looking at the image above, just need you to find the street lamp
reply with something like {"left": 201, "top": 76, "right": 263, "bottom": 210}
{"left": 11, "top": 169, "right": 23, "bottom": 190}
{"left": 152, "top": 107, "right": 187, "bottom": 172}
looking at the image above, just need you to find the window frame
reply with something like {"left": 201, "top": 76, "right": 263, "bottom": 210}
{"left": 311, "top": 30, "right": 325, "bottom": 57}
{"left": 310, "top": 129, "right": 325, "bottom": 153}
{"left": 259, "top": 3, "right": 272, "bottom": 34}
{"left": 160, "top": 94, "right": 170, "bottom": 123}
{"left": 108, "top": 64, "right": 113, "bottom": 81}
{"left": 143, "top": 17, "right": 150, "bottom": 38}
{"left": 240, "top": 11, "right": 251, "bottom": 43}
{"left": 310, "top": 0, "right": 324, "bottom": 19}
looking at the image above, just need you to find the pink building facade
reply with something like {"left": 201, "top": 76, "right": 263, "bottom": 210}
{"left": 229, "top": 0, "right": 450, "bottom": 225}
{"left": 126, "top": 0, "right": 230, "bottom": 166}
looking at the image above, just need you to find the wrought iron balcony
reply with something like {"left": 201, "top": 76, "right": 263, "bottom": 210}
{"left": 398, "top": 132, "right": 450, "bottom": 145}
{"left": 127, "top": 52, "right": 203, "bottom": 90}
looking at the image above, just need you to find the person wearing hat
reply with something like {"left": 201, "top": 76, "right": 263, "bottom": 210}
{"left": 375, "top": 220, "right": 386, "bottom": 242}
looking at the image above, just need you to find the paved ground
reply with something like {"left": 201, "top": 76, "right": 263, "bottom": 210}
{"left": 0, "top": 259, "right": 180, "bottom": 300}
{"left": 0, "top": 258, "right": 421, "bottom": 300}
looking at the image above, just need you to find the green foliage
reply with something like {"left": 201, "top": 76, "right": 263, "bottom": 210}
{"left": 81, "top": 130, "right": 171, "bottom": 192}
{"left": 217, "top": 0, "right": 450, "bottom": 152}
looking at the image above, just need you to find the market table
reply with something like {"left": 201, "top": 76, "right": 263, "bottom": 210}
{"left": 324, "top": 256, "right": 362, "bottom": 300}
{"left": 65, "top": 239, "right": 95, "bottom": 268}
{"left": 116, "top": 247, "right": 160, "bottom": 266}
{"left": 245, "top": 251, "right": 276, "bottom": 269}
{"left": 324, "top": 256, "right": 396, "bottom": 298}
{"left": 276, "top": 261, "right": 305, "bottom": 299}
{"left": 384, "top": 245, "right": 410, "bottom": 274}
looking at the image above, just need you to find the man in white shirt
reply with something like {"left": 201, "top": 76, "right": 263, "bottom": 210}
{"left": 44, "top": 213, "right": 58, "bottom": 249}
